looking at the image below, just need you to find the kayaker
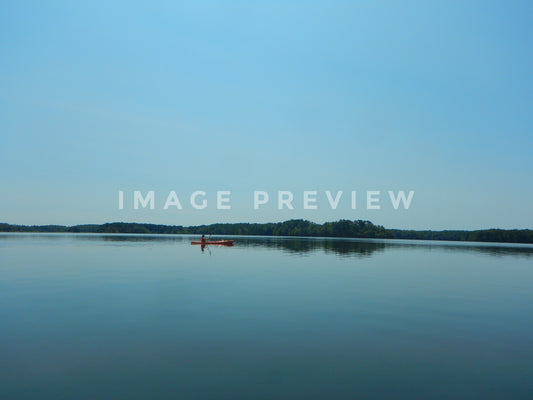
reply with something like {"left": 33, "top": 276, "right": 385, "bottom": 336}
{"left": 201, "top": 234, "right": 206, "bottom": 244}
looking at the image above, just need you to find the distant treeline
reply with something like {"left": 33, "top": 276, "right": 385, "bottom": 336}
{"left": 1, "top": 219, "right": 532, "bottom": 244}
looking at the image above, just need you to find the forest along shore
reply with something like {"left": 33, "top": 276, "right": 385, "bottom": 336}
{"left": 1, "top": 220, "right": 532, "bottom": 244}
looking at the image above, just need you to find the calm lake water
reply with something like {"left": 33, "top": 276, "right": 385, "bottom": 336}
{"left": 1, "top": 233, "right": 532, "bottom": 399}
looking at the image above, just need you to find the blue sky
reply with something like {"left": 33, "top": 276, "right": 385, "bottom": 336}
{"left": 1, "top": 1, "right": 532, "bottom": 229}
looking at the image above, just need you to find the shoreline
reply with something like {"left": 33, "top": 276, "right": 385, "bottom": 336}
{"left": 1, "top": 220, "right": 532, "bottom": 245}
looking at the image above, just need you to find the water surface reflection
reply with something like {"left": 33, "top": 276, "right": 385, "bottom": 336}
{"left": 1, "top": 233, "right": 531, "bottom": 258}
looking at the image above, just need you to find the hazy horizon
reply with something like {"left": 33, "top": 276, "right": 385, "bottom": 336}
{"left": 2, "top": 217, "right": 532, "bottom": 233}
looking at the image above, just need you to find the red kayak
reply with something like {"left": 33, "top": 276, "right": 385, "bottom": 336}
{"left": 191, "top": 240, "right": 234, "bottom": 246}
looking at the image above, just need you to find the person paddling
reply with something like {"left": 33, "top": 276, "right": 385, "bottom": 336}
{"left": 201, "top": 234, "right": 206, "bottom": 244}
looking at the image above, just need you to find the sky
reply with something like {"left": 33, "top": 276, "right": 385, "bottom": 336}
{"left": 1, "top": 0, "right": 532, "bottom": 230}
